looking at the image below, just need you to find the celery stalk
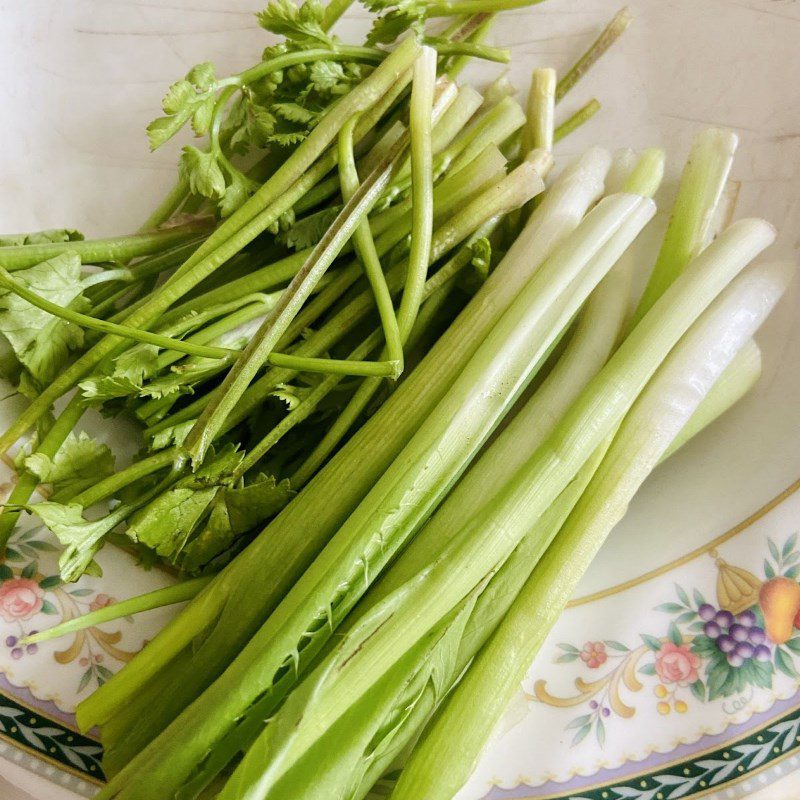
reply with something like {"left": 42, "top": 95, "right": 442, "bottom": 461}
{"left": 631, "top": 128, "right": 738, "bottom": 325}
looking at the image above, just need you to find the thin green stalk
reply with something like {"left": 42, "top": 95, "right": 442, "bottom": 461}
{"left": 0, "top": 220, "right": 212, "bottom": 271}
{"left": 556, "top": 7, "right": 633, "bottom": 101}
{"left": 446, "top": 14, "right": 496, "bottom": 79}
{"left": 439, "top": 96, "right": 526, "bottom": 177}
{"left": 397, "top": 47, "right": 437, "bottom": 339}
{"left": 359, "top": 259, "right": 633, "bottom": 613}
{"left": 323, "top": 0, "right": 356, "bottom": 28}
{"left": 71, "top": 450, "right": 175, "bottom": 509}
{"left": 631, "top": 129, "right": 738, "bottom": 326}
{"left": 427, "top": 0, "right": 545, "bottom": 14}
{"left": 554, "top": 98, "right": 601, "bottom": 142}
{"left": 181, "top": 113, "right": 415, "bottom": 466}
{"left": 290, "top": 224, "right": 499, "bottom": 490}
{"left": 426, "top": 39, "right": 509, "bottom": 63}
{"left": 338, "top": 116, "right": 403, "bottom": 373}
{"left": 522, "top": 67, "right": 556, "bottom": 154}
{"left": 24, "top": 578, "right": 211, "bottom": 645}
{"left": 138, "top": 177, "right": 191, "bottom": 232}
{"left": 75, "top": 151, "right": 606, "bottom": 748}
{"left": 144, "top": 153, "right": 510, "bottom": 443}
{"left": 0, "top": 395, "right": 86, "bottom": 555}
{"left": 623, "top": 147, "right": 666, "bottom": 197}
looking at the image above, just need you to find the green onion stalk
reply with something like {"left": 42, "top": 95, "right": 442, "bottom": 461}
{"left": 391, "top": 253, "right": 788, "bottom": 800}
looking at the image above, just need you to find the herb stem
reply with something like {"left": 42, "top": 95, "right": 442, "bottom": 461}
{"left": 553, "top": 98, "right": 601, "bottom": 142}
{"left": 24, "top": 577, "right": 211, "bottom": 645}
{"left": 338, "top": 115, "right": 404, "bottom": 374}
{"left": 71, "top": 450, "right": 175, "bottom": 509}
{"left": 0, "top": 395, "right": 86, "bottom": 555}
{"left": 138, "top": 177, "right": 191, "bottom": 232}
{"left": 0, "top": 220, "right": 212, "bottom": 272}
{"left": 556, "top": 7, "right": 633, "bottom": 101}
{"left": 427, "top": 0, "right": 545, "bottom": 14}
{"left": 397, "top": 47, "right": 437, "bottom": 342}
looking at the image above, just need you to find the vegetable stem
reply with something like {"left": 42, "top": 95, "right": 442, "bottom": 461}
{"left": 556, "top": 7, "right": 633, "bottom": 101}
{"left": 24, "top": 577, "right": 211, "bottom": 645}
{"left": 554, "top": 98, "right": 601, "bottom": 142}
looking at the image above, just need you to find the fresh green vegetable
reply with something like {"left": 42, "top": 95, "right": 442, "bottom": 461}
{"left": 392, "top": 256, "right": 790, "bottom": 800}
{"left": 76, "top": 149, "right": 610, "bottom": 760}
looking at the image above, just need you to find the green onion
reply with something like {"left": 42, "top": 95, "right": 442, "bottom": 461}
{"left": 392, "top": 256, "right": 790, "bottom": 800}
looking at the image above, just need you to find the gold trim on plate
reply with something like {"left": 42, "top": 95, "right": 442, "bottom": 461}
{"left": 569, "top": 477, "right": 800, "bottom": 608}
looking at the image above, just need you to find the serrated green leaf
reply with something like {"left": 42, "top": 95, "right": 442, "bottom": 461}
{"left": 191, "top": 96, "right": 216, "bottom": 137}
{"left": 257, "top": 0, "right": 332, "bottom": 47}
{"left": 180, "top": 473, "right": 293, "bottom": 573}
{"left": 269, "top": 130, "right": 308, "bottom": 147}
{"left": 218, "top": 172, "right": 254, "bottom": 219}
{"left": 162, "top": 79, "right": 196, "bottom": 115}
{"left": 309, "top": 60, "right": 347, "bottom": 91}
{"left": 179, "top": 146, "right": 227, "bottom": 199}
{"left": 0, "top": 229, "right": 83, "bottom": 247}
{"left": 25, "top": 431, "right": 115, "bottom": 502}
{"left": 126, "top": 445, "right": 243, "bottom": 561}
{"left": 0, "top": 253, "right": 86, "bottom": 384}
{"left": 147, "top": 113, "right": 192, "bottom": 151}
{"left": 29, "top": 502, "right": 117, "bottom": 582}
{"left": 273, "top": 102, "right": 317, "bottom": 124}
{"left": 187, "top": 62, "right": 216, "bottom": 91}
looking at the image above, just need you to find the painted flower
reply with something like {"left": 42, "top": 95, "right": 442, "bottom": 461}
{"left": 89, "top": 593, "right": 115, "bottom": 612}
{"left": 0, "top": 578, "right": 45, "bottom": 622}
{"left": 580, "top": 641, "right": 607, "bottom": 669}
{"left": 655, "top": 641, "right": 700, "bottom": 686}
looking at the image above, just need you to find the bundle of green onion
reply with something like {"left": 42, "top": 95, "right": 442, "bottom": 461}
{"left": 2, "top": 2, "right": 793, "bottom": 799}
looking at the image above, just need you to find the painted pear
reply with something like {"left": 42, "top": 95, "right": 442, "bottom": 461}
{"left": 759, "top": 577, "right": 800, "bottom": 644}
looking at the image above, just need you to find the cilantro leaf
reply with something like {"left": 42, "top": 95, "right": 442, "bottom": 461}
{"left": 366, "top": 8, "right": 425, "bottom": 46}
{"left": 272, "top": 102, "right": 317, "bottom": 125}
{"left": 179, "top": 146, "right": 227, "bottom": 199}
{"left": 180, "top": 473, "right": 293, "bottom": 573}
{"left": 0, "top": 253, "right": 87, "bottom": 384}
{"left": 126, "top": 445, "right": 243, "bottom": 561}
{"left": 146, "top": 63, "right": 218, "bottom": 150}
{"left": 279, "top": 206, "right": 341, "bottom": 251}
{"left": 256, "top": 0, "right": 333, "bottom": 48}
{"left": 30, "top": 502, "right": 113, "bottom": 582}
{"left": 25, "top": 431, "right": 115, "bottom": 502}
{"left": 79, "top": 344, "right": 160, "bottom": 401}
{"left": 0, "top": 229, "right": 84, "bottom": 247}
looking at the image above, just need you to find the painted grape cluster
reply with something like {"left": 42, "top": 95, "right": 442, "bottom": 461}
{"left": 698, "top": 604, "right": 770, "bottom": 667}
